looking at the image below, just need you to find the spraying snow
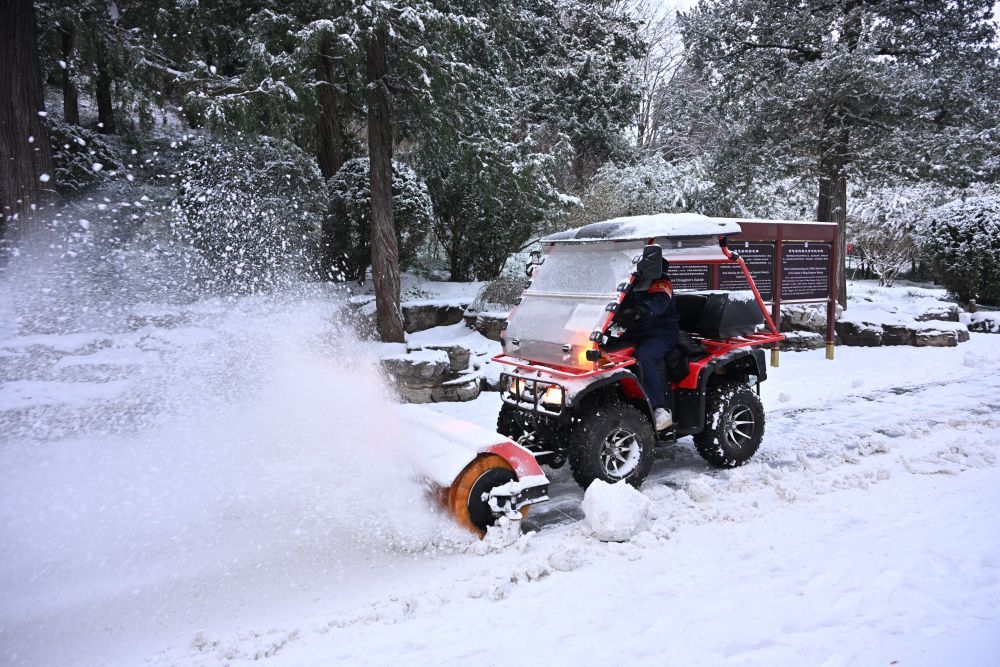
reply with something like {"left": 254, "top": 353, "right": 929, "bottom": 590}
{"left": 0, "top": 233, "right": 465, "bottom": 666}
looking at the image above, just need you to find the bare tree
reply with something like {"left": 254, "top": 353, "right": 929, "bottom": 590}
{"left": 631, "top": 1, "right": 684, "bottom": 152}
{"left": 851, "top": 217, "right": 915, "bottom": 287}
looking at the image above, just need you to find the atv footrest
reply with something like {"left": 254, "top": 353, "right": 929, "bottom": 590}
{"left": 655, "top": 428, "right": 678, "bottom": 446}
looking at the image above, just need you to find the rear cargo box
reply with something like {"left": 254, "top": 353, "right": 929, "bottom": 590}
{"left": 675, "top": 291, "right": 764, "bottom": 339}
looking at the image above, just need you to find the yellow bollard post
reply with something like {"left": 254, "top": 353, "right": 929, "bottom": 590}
{"left": 826, "top": 343, "right": 835, "bottom": 360}
{"left": 770, "top": 347, "right": 780, "bottom": 368}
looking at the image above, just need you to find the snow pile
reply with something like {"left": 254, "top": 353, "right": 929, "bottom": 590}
{"left": 582, "top": 480, "right": 652, "bottom": 542}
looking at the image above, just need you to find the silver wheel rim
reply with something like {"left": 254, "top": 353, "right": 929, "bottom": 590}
{"left": 599, "top": 427, "right": 641, "bottom": 478}
{"left": 725, "top": 405, "right": 755, "bottom": 448}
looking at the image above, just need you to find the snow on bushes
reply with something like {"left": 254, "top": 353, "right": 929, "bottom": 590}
{"left": 171, "top": 137, "right": 327, "bottom": 292}
{"left": 327, "top": 157, "right": 432, "bottom": 281}
{"left": 917, "top": 196, "right": 1000, "bottom": 305}
{"left": 471, "top": 275, "right": 523, "bottom": 313}
{"left": 569, "top": 155, "right": 712, "bottom": 224}
{"left": 582, "top": 480, "right": 652, "bottom": 542}
{"left": 48, "top": 121, "right": 125, "bottom": 192}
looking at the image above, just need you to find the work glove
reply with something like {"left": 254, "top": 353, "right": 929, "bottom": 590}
{"left": 619, "top": 306, "right": 646, "bottom": 321}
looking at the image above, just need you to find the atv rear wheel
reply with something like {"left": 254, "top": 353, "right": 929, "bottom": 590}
{"left": 447, "top": 454, "right": 528, "bottom": 536}
{"left": 693, "top": 383, "right": 764, "bottom": 468}
{"left": 568, "top": 400, "right": 655, "bottom": 489}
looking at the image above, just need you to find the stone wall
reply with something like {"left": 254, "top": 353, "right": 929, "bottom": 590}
{"left": 379, "top": 344, "right": 482, "bottom": 403}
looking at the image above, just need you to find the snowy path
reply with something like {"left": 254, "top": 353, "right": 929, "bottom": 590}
{"left": 2, "top": 322, "right": 999, "bottom": 665}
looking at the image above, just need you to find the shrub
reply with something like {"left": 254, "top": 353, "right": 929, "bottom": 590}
{"left": 327, "top": 157, "right": 432, "bottom": 281}
{"left": 916, "top": 196, "right": 1000, "bottom": 305}
{"left": 471, "top": 274, "right": 525, "bottom": 312}
{"left": 172, "top": 136, "right": 327, "bottom": 292}
{"left": 48, "top": 121, "right": 124, "bottom": 192}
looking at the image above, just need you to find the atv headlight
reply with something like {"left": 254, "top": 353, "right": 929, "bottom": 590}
{"left": 541, "top": 384, "right": 564, "bottom": 407}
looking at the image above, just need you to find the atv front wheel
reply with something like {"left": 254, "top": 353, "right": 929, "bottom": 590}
{"left": 693, "top": 383, "right": 764, "bottom": 468}
{"left": 568, "top": 400, "right": 655, "bottom": 489}
{"left": 497, "top": 402, "right": 530, "bottom": 442}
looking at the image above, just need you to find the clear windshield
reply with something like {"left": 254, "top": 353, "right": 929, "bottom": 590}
{"left": 504, "top": 242, "right": 637, "bottom": 368}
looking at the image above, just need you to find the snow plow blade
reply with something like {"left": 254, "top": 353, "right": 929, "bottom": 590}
{"left": 396, "top": 405, "right": 549, "bottom": 537}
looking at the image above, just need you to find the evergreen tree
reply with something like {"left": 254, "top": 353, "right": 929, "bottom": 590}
{"left": 516, "top": 0, "right": 646, "bottom": 189}
{"left": 681, "top": 0, "right": 1000, "bottom": 306}
{"left": 419, "top": 133, "right": 558, "bottom": 281}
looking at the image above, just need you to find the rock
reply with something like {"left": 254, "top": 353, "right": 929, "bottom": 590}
{"left": 395, "top": 385, "right": 436, "bottom": 403}
{"left": 379, "top": 349, "right": 486, "bottom": 403}
{"left": 380, "top": 350, "right": 449, "bottom": 391}
{"left": 779, "top": 331, "right": 825, "bottom": 351}
{"left": 402, "top": 302, "right": 467, "bottom": 334}
{"left": 967, "top": 313, "right": 1000, "bottom": 333}
{"left": 881, "top": 324, "right": 915, "bottom": 346}
{"left": 834, "top": 320, "right": 883, "bottom": 347}
{"left": 431, "top": 375, "right": 481, "bottom": 402}
{"left": 912, "top": 321, "right": 969, "bottom": 347}
{"left": 464, "top": 311, "right": 508, "bottom": 342}
{"left": 913, "top": 328, "right": 958, "bottom": 347}
{"left": 480, "top": 365, "right": 502, "bottom": 392}
{"left": 424, "top": 344, "right": 471, "bottom": 372}
{"left": 582, "top": 480, "right": 651, "bottom": 542}
{"left": 914, "top": 303, "right": 960, "bottom": 322}
{"left": 780, "top": 303, "right": 843, "bottom": 333}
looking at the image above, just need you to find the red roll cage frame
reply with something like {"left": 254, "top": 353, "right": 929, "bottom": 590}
{"left": 493, "top": 236, "right": 784, "bottom": 388}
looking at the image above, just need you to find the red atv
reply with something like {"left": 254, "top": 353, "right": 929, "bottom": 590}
{"left": 494, "top": 214, "right": 783, "bottom": 489}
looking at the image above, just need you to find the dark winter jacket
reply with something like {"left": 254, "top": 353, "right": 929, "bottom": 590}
{"left": 620, "top": 277, "right": 680, "bottom": 345}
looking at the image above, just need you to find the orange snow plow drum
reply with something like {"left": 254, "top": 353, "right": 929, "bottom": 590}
{"left": 395, "top": 405, "right": 549, "bottom": 538}
{"left": 448, "top": 454, "right": 532, "bottom": 536}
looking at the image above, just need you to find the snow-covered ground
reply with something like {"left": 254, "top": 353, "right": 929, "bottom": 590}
{"left": 2, "top": 265, "right": 999, "bottom": 665}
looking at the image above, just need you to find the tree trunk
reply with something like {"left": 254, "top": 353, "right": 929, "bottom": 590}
{"left": 1, "top": 0, "right": 56, "bottom": 244}
{"left": 816, "top": 128, "right": 849, "bottom": 309}
{"left": 366, "top": 25, "right": 404, "bottom": 343}
{"left": 449, "top": 240, "right": 466, "bottom": 283}
{"left": 61, "top": 23, "right": 79, "bottom": 125}
{"left": 94, "top": 40, "right": 115, "bottom": 134}
{"left": 316, "top": 35, "right": 347, "bottom": 179}
{"left": 316, "top": 33, "right": 349, "bottom": 278}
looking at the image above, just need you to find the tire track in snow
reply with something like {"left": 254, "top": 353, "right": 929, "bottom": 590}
{"left": 526, "top": 369, "right": 1000, "bottom": 531}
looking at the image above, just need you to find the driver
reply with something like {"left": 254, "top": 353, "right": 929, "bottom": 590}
{"left": 616, "top": 262, "right": 680, "bottom": 431}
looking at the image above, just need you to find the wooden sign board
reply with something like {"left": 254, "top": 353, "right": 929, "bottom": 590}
{"left": 719, "top": 241, "right": 775, "bottom": 301}
{"left": 780, "top": 242, "right": 832, "bottom": 301}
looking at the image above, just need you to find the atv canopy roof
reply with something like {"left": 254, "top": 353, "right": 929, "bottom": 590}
{"left": 541, "top": 213, "right": 742, "bottom": 243}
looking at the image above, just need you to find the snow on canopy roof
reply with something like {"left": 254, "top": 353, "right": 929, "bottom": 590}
{"left": 542, "top": 213, "right": 742, "bottom": 243}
